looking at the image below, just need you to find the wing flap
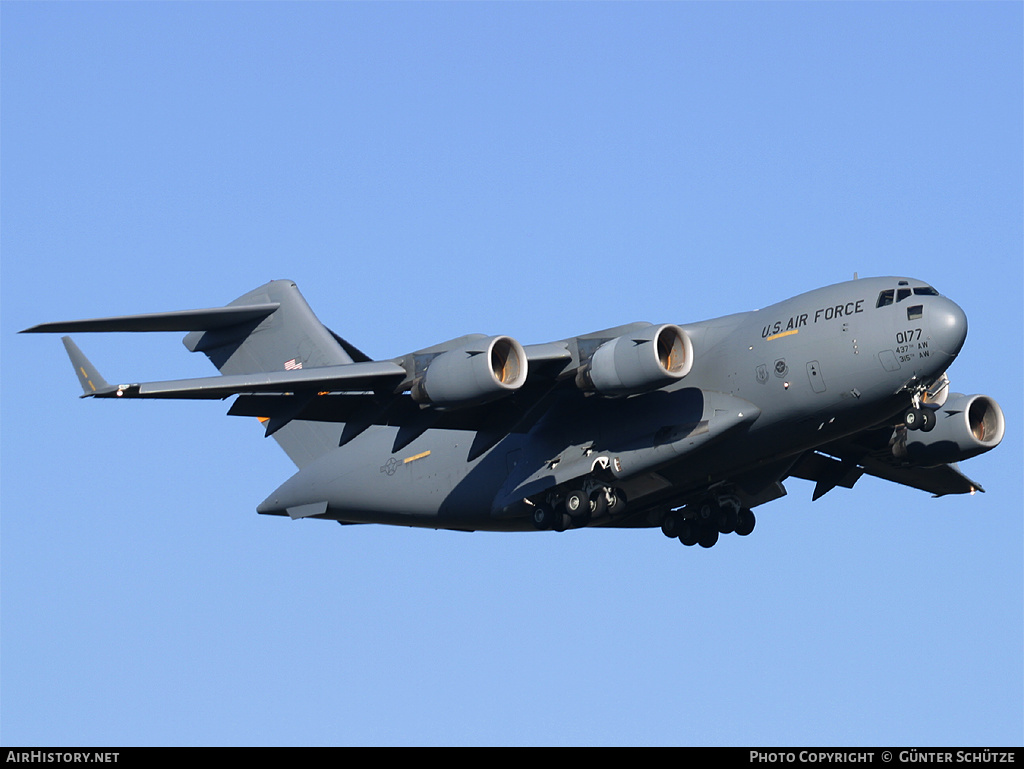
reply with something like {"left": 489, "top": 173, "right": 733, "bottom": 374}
{"left": 97, "top": 361, "right": 408, "bottom": 400}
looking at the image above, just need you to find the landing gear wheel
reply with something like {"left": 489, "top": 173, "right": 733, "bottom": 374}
{"left": 698, "top": 525, "right": 720, "bottom": 549}
{"left": 904, "top": 407, "right": 923, "bottom": 431}
{"left": 920, "top": 407, "right": 936, "bottom": 432}
{"left": 565, "top": 489, "right": 588, "bottom": 516}
{"left": 735, "top": 508, "right": 755, "bottom": 536}
{"left": 531, "top": 506, "right": 553, "bottom": 531}
{"left": 605, "top": 488, "right": 627, "bottom": 515}
{"left": 697, "top": 500, "right": 715, "bottom": 522}
{"left": 717, "top": 506, "right": 738, "bottom": 534}
{"left": 590, "top": 489, "right": 609, "bottom": 518}
{"left": 564, "top": 489, "right": 592, "bottom": 526}
{"left": 661, "top": 511, "right": 682, "bottom": 538}
{"left": 678, "top": 519, "right": 700, "bottom": 547}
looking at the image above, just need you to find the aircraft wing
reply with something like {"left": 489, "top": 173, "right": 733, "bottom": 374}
{"left": 229, "top": 359, "right": 568, "bottom": 452}
{"left": 789, "top": 424, "right": 983, "bottom": 498}
{"left": 57, "top": 335, "right": 407, "bottom": 400}
{"left": 59, "top": 335, "right": 570, "bottom": 401}
{"left": 90, "top": 362, "right": 410, "bottom": 400}
{"left": 851, "top": 456, "right": 982, "bottom": 497}
{"left": 51, "top": 333, "right": 573, "bottom": 451}
{"left": 25, "top": 288, "right": 575, "bottom": 453}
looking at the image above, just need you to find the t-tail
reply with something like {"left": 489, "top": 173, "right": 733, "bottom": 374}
{"left": 182, "top": 280, "right": 360, "bottom": 467}
{"left": 21, "top": 280, "right": 382, "bottom": 468}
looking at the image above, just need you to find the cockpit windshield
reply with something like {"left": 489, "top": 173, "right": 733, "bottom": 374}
{"left": 877, "top": 284, "right": 939, "bottom": 307}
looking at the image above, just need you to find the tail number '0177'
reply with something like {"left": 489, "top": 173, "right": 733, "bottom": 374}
{"left": 896, "top": 328, "right": 922, "bottom": 344}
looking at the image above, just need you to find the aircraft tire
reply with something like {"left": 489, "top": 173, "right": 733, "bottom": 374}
{"left": 735, "top": 508, "right": 755, "bottom": 536}
{"left": 531, "top": 506, "right": 553, "bottom": 531}
{"left": 552, "top": 512, "right": 571, "bottom": 532}
{"left": 717, "top": 506, "right": 738, "bottom": 534}
{"left": 698, "top": 500, "right": 715, "bottom": 521}
{"left": 697, "top": 525, "right": 719, "bottom": 548}
{"left": 678, "top": 520, "right": 700, "bottom": 546}
{"left": 570, "top": 510, "right": 592, "bottom": 527}
{"left": 661, "top": 511, "right": 683, "bottom": 538}
{"left": 565, "top": 489, "right": 593, "bottom": 526}
{"left": 920, "top": 407, "right": 937, "bottom": 432}
{"left": 565, "top": 489, "right": 588, "bottom": 516}
{"left": 904, "top": 407, "right": 922, "bottom": 430}
{"left": 590, "top": 490, "right": 609, "bottom": 518}
{"left": 605, "top": 487, "right": 627, "bottom": 515}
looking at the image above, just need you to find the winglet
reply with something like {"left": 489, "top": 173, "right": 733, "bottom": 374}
{"left": 61, "top": 336, "right": 112, "bottom": 396}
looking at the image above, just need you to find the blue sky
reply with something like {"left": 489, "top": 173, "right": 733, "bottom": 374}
{"left": 2, "top": 3, "right": 1021, "bottom": 747}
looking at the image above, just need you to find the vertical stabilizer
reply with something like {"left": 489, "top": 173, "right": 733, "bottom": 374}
{"left": 184, "top": 280, "right": 351, "bottom": 467}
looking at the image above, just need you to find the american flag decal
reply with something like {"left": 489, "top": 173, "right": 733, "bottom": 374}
{"left": 284, "top": 358, "right": 303, "bottom": 370}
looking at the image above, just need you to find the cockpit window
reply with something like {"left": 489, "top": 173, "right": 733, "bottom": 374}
{"left": 907, "top": 304, "right": 923, "bottom": 321}
{"left": 879, "top": 285, "right": 936, "bottom": 307}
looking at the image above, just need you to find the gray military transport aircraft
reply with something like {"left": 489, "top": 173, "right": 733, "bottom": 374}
{"left": 22, "top": 276, "right": 1004, "bottom": 548}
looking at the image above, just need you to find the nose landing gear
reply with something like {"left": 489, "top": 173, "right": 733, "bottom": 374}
{"left": 904, "top": 405, "right": 936, "bottom": 432}
{"left": 903, "top": 376, "right": 946, "bottom": 432}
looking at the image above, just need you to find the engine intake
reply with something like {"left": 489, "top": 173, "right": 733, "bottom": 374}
{"left": 411, "top": 335, "right": 527, "bottom": 408}
{"left": 897, "top": 393, "right": 1005, "bottom": 466}
{"left": 576, "top": 323, "right": 693, "bottom": 396}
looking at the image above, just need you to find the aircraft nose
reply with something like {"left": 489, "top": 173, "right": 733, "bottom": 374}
{"left": 931, "top": 297, "right": 968, "bottom": 358}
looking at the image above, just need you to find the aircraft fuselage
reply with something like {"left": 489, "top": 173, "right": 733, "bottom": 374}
{"left": 256, "top": 276, "right": 969, "bottom": 531}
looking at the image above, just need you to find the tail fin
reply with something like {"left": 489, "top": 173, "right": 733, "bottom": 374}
{"left": 183, "top": 280, "right": 354, "bottom": 468}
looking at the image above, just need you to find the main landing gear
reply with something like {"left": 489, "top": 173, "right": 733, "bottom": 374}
{"left": 661, "top": 496, "right": 755, "bottom": 549}
{"left": 531, "top": 485, "right": 626, "bottom": 531}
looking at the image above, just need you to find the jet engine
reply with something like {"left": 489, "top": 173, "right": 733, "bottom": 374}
{"left": 410, "top": 335, "right": 527, "bottom": 408}
{"left": 896, "top": 393, "right": 1005, "bottom": 466}
{"left": 576, "top": 323, "right": 693, "bottom": 396}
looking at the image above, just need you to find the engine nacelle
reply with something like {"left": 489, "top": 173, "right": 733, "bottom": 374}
{"left": 576, "top": 323, "right": 693, "bottom": 396}
{"left": 896, "top": 393, "right": 1005, "bottom": 466}
{"left": 411, "top": 335, "right": 527, "bottom": 408}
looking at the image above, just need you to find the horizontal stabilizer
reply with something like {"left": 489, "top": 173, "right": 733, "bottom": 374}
{"left": 20, "top": 303, "right": 280, "bottom": 334}
{"left": 61, "top": 336, "right": 112, "bottom": 396}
